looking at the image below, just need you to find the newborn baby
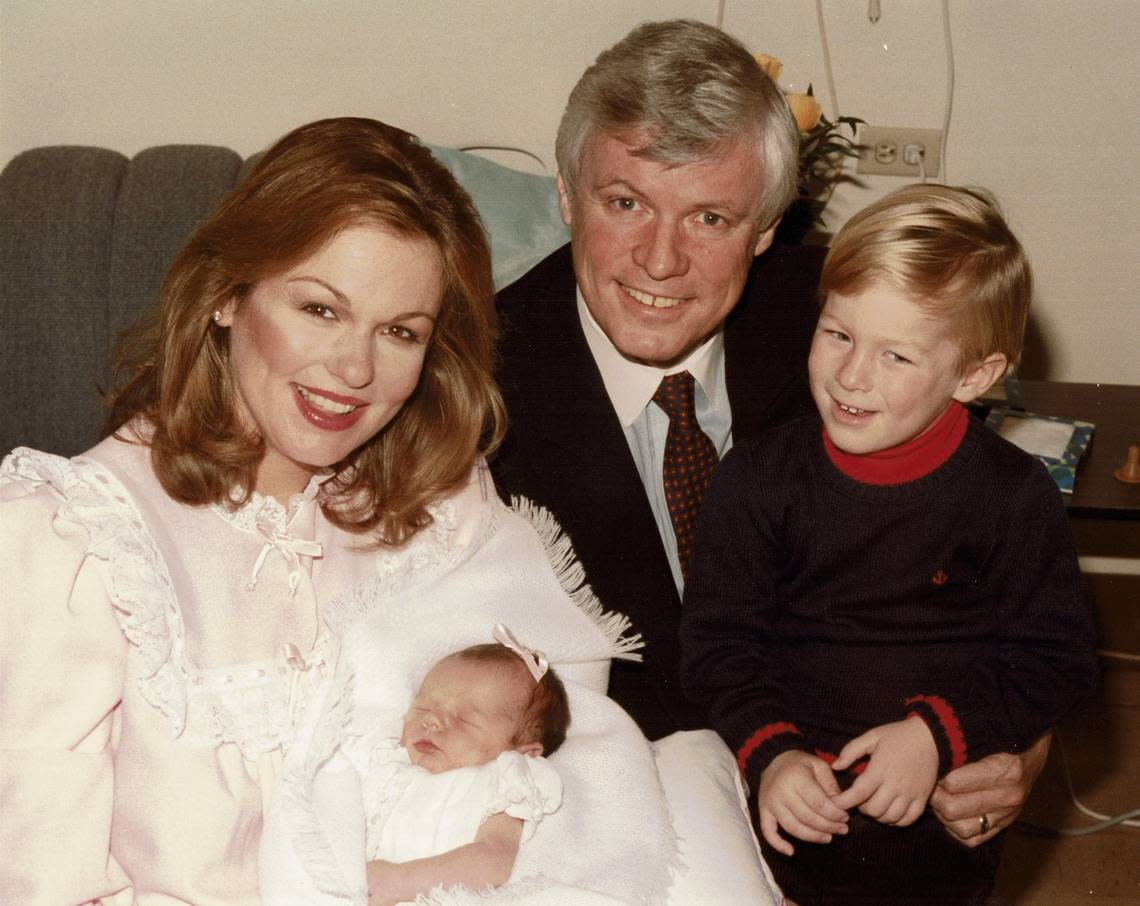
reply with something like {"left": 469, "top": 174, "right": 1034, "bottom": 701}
{"left": 362, "top": 630, "right": 568, "bottom": 904}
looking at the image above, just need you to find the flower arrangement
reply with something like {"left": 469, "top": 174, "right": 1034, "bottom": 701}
{"left": 755, "top": 53, "right": 863, "bottom": 235}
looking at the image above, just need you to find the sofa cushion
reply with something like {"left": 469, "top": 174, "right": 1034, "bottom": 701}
{"left": 427, "top": 144, "right": 569, "bottom": 290}
{"left": 108, "top": 145, "right": 244, "bottom": 342}
{"left": 1, "top": 140, "right": 568, "bottom": 456}
{"left": 1, "top": 146, "right": 128, "bottom": 455}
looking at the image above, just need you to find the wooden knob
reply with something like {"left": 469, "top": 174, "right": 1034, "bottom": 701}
{"left": 1115, "top": 444, "right": 1140, "bottom": 484}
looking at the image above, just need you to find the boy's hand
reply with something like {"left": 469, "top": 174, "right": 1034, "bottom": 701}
{"left": 831, "top": 717, "right": 938, "bottom": 826}
{"left": 757, "top": 750, "right": 849, "bottom": 856}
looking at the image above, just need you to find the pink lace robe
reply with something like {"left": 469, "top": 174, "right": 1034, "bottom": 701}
{"left": 0, "top": 426, "right": 484, "bottom": 905}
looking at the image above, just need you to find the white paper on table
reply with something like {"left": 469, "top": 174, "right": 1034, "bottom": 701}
{"left": 993, "top": 415, "right": 1075, "bottom": 460}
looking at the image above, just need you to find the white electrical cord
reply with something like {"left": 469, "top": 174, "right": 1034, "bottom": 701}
{"left": 939, "top": 0, "right": 955, "bottom": 182}
{"left": 858, "top": 0, "right": 955, "bottom": 183}
{"left": 1052, "top": 728, "right": 1140, "bottom": 833}
{"left": 1017, "top": 652, "right": 1140, "bottom": 837}
{"left": 814, "top": 0, "right": 841, "bottom": 121}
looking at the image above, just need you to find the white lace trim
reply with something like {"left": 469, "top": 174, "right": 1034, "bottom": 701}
{"left": 1, "top": 447, "right": 325, "bottom": 758}
{"left": 185, "top": 641, "right": 328, "bottom": 759}
{"left": 211, "top": 470, "right": 331, "bottom": 534}
{"left": 4, "top": 447, "right": 194, "bottom": 732}
{"left": 480, "top": 750, "right": 562, "bottom": 831}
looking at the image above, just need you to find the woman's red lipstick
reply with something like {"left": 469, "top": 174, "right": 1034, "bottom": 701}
{"left": 292, "top": 383, "right": 368, "bottom": 431}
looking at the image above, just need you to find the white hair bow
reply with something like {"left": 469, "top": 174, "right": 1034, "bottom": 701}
{"left": 492, "top": 623, "right": 549, "bottom": 682}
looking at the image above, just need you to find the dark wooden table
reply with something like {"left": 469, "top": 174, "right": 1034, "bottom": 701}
{"left": 999, "top": 383, "right": 1139, "bottom": 677}
{"left": 1006, "top": 380, "right": 1140, "bottom": 522}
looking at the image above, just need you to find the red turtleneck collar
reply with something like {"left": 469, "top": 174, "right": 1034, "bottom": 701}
{"left": 823, "top": 401, "right": 969, "bottom": 485}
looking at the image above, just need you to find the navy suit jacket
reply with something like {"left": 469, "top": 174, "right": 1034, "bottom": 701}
{"left": 491, "top": 242, "right": 825, "bottom": 739}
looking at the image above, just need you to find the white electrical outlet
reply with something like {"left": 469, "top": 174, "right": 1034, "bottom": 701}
{"left": 857, "top": 126, "right": 942, "bottom": 177}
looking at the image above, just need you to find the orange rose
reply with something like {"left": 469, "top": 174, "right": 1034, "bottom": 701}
{"left": 753, "top": 53, "right": 783, "bottom": 83}
{"left": 785, "top": 92, "right": 823, "bottom": 132}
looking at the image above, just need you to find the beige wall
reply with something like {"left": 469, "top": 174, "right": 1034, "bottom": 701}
{"left": 728, "top": 0, "right": 1140, "bottom": 386}
{"left": 3, "top": 0, "right": 1137, "bottom": 384}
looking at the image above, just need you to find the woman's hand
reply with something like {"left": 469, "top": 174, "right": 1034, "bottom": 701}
{"left": 930, "top": 733, "right": 1050, "bottom": 847}
{"left": 831, "top": 717, "right": 938, "bottom": 827}
{"left": 757, "top": 750, "right": 849, "bottom": 856}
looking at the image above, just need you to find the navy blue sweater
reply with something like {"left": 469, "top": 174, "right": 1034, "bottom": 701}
{"left": 681, "top": 413, "right": 1098, "bottom": 903}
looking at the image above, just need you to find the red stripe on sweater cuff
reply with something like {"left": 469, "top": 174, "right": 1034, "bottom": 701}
{"left": 737, "top": 722, "right": 801, "bottom": 774}
{"left": 814, "top": 749, "right": 867, "bottom": 774}
{"left": 906, "top": 694, "right": 967, "bottom": 770}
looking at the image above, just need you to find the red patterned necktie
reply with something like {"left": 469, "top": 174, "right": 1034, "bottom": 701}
{"left": 652, "top": 371, "right": 720, "bottom": 581}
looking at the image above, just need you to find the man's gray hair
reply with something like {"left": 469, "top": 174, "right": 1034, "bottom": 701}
{"left": 555, "top": 19, "right": 799, "bottom": 231}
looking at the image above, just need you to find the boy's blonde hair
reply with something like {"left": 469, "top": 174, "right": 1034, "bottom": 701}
{"left": 820, "top": 184, "right": 1032, "bottom": 373}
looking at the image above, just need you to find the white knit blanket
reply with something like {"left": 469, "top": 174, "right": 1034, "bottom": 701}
{"left": 260, "top": 492, "right": 780, "bottom": 905}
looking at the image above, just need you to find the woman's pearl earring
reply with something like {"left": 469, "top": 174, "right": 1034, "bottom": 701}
{"left": 212, "top": 310, "right": 222, "bottom": 324}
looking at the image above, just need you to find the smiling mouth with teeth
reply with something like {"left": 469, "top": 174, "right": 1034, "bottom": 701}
{"left": 623, "top": 285, "right": 686, "bottom": 309}
{"left": 838, "top": 403, "right": 870, "bottom": 415}
{"left": 296, "top": 385, "right": 359, "bottom": 415}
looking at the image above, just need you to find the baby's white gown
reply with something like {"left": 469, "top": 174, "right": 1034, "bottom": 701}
{"left": 360, "top": 737, "right": 562, "bottom": 863}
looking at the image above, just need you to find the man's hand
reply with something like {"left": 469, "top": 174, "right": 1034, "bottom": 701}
{"left": 757, "top": 750, "right": 849, "bottom": 856}
{"left": 831, "top": 717, "right": 938, "bottom": 827}
{"left": 930, "top": 732, "right": 1050, "bottom": 847}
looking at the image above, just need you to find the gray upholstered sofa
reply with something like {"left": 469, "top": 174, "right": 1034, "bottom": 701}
{"left": 0, "top": 141, "right": 568, "bottom": 457}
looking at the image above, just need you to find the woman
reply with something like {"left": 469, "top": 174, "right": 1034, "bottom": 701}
{"left": 1, "top": 116, "right": 783, "bottom": 906}
{"left": 0, "top": 117, "right": 512, "bottom": 904}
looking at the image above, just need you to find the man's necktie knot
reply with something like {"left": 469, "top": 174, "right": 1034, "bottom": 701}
{"left": 652, "top": 371, "right": 719, "bottom": 581}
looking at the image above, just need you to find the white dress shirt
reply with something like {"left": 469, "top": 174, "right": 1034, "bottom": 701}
{"left": 577, "top": 291, "right": 733, "bottom": 595}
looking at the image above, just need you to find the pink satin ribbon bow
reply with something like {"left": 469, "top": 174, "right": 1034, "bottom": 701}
{"left": 492, "top": 623, "right": 549, "bottom": 682}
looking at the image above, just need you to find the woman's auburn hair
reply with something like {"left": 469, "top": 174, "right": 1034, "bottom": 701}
{"left": 105, "top": 117, "right": 505, "bottom": 545}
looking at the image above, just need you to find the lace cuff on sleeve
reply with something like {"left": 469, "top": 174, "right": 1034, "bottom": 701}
{"left": 486, "top": 751, "right": 563, "bottom": 841}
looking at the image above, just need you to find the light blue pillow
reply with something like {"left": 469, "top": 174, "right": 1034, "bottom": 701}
{"left": 427, "top": 145, "right": 570, "bottom": 290}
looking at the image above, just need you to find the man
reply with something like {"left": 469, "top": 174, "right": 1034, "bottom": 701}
{"left": 491, "top": 18, "right": 1043, "bottom": 848}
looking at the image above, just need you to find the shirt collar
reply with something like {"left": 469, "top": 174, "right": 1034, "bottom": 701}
{"left": 576, "top": 287, "right": 726, "bottom": 427}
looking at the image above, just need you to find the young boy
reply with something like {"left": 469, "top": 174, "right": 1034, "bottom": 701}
{"left": 681, "top": 185, "right": 1098, "bottom": 905}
